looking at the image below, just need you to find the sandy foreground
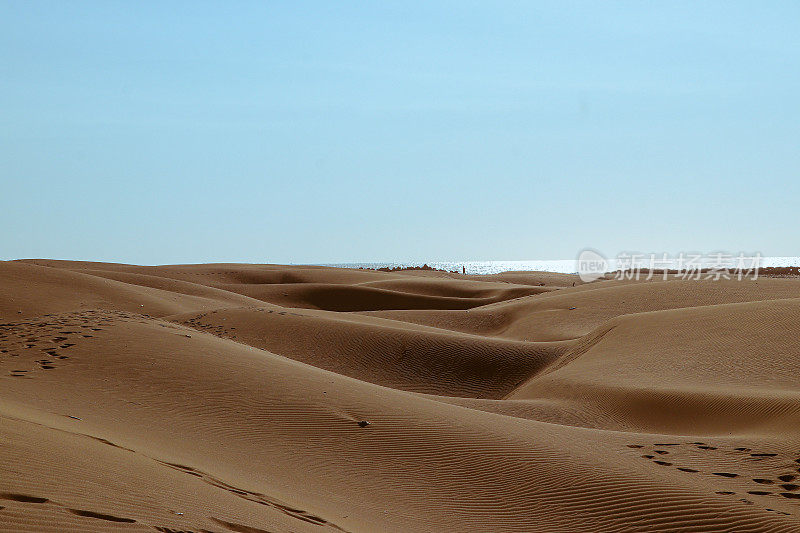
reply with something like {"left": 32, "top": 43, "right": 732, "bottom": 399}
{"left": 1, "top": 260, "right": 800, "bottom": 532}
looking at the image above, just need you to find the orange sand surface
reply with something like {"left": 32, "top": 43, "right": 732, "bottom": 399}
{"left": 2, "top": 259, "right": 800, "bottom": 532}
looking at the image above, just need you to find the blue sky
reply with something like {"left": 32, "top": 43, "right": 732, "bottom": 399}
{"left": 2, "top": 1, "right": 798, "bottom": 264}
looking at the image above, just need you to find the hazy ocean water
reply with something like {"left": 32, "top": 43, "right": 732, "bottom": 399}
{"left": 324, "top": 257, "right": 800, "bottom": 276}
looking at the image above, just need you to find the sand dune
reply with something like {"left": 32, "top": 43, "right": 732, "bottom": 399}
{"left": 2, "top": 261, "right": 800, "bottom": 531}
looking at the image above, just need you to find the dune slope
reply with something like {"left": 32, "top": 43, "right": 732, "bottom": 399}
{"left": 1, "top": 260, "right": 800, "bottom": 532}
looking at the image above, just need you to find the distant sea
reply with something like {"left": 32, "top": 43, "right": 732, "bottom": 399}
{"left": 323, "top": 257, "right": 800, "bottom": 276}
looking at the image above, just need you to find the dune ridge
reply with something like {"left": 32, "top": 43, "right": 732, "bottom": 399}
{"left": 1, "top": 260, "right": 800, "bottom": 532}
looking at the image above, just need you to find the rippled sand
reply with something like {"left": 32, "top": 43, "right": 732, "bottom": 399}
{"left": 1, "top": 259, "right": 800, "bottom": 532}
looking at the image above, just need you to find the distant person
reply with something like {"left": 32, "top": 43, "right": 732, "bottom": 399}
{"left": 462, "top": 266, "right": 466, "bottom": 275}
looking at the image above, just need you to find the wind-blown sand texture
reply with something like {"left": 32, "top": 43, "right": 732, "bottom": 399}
{"left": 2, "top": 259, "right": 800, "bottom": 532}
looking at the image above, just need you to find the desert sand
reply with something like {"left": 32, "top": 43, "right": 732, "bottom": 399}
{"left": 1, "top": 259, "right": 800, "bottom": 532}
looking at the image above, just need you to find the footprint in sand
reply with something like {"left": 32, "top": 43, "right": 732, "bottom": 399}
{"left": 0, "top": 492, "right": 49, "bottom": 504}
{"left": 67, "top": 509, "right": 136, "bottom": 523}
